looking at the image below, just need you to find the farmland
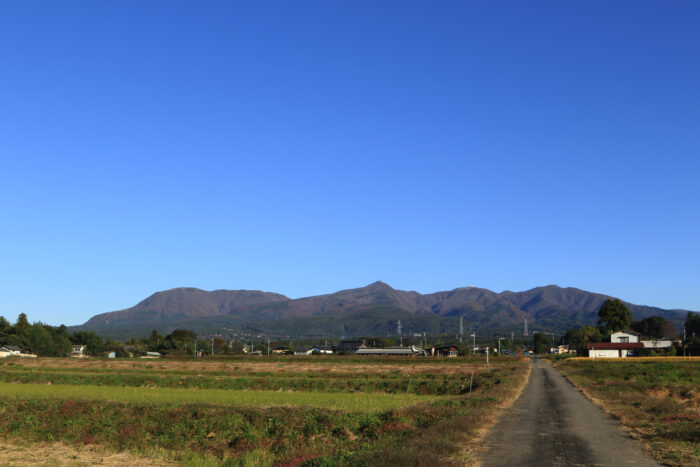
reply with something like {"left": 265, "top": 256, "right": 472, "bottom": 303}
{"left": 0, "top": 356, "right": 529, "bottom": 466}
{"left": 556, "top": 358, "right": 700, "bottom": 467}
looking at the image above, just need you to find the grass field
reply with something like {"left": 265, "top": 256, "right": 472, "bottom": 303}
{"left": 556, "top": 359, "right": 700, "bottom": 467}
{"left": 0, "top": 356, "right": 529, "bottom": 466}
{"left": 0, "top": 382, "right": 434, "bottom": 412}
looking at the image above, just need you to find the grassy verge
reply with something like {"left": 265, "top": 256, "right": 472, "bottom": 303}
{"left": 556, "top": 359, "right": 700, "bottom": 466}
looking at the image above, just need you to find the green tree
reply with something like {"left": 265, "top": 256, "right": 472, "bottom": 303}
{"left": 71, "top": 330, "right": 105, "bottom": 356}
{"left": 27, "top": 323, "right": 52, "bottom": 356}
{"left": 631, "top": 316, "right": 677, "bottom": 338}
{"left": 533, "top": 332, "right": 551, "bottom": 354}
{"left": 0, "top": 316, "right": 10, "bottom": 334}
{"left": 685, "top": 312, "right": 700, "bottom": 337}
{"left": 597, "top": 299, "right": 632, "bottom": 334}
{"left": 563, "top": 325, "right": 604, "bottom": 355}
{"left": 13, "top": 313, "right": 30, "bottom": 338}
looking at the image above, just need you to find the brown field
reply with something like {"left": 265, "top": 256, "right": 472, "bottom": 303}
{"left": 0, "top": 356, "right": 530, "bottom": 466}
{"left": 10, "top": 356, "right": 493, "bottom": 376}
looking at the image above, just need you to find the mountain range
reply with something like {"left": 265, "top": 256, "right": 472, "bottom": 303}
{"left": 74, "top": 282, "right": 694, "bottom": 339}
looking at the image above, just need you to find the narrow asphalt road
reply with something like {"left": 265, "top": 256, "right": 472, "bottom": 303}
{"left": 480, "top": 358, "right": 661, "bottom": 467}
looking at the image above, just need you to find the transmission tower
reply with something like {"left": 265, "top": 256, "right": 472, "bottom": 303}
{"left": 523, "top": 318, "right": 528, "bottom": 337}
{"left": 459, "top": 316, "right": 464, "bottom": 343}
{"left": 397, "top": 320, "right": 402, "bottom": 347}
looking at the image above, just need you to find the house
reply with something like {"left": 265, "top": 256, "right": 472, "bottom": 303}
{"left": 71, "top": 345, "right": 86, "bottom": 358}
{"left": 19, "top": 351, "right": 38, "bottom": 358}
{"left": 0, "top": 345, "right": 21, "bottom": 357}
{"left": 295, "top": 346, "right": 334, "bottom": 356}
{"left": 314, "top": 346, "right": 334, "bottom": 355}
{"left": 430, "top": 345, "right": 459, "bottom": 357}
{"left": 551, "top": 345, "right": 575, "bottom": 355}
{"left": 587, "top": 342, "right": 644, "bottom": 358}
{"left": 610, "top": 330, "right": 640, "bottom": 343}
{"left": 272, "top": 347, "right": 292, "bottom": 355}
{"left": 140, "top": 351, "right": 162, "bottom": 359}
{"left": 640, "top": 338, "right": 673, "bottom": 350}
{"left": 333, "top": 340, "right": 368, "bottom": 354}
{"left": 355, "top": 346, "right": 424, "bottom": 356}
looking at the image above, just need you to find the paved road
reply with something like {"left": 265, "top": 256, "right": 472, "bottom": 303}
{"left": 481, "top": 358, "right": 661, "bottom": 467}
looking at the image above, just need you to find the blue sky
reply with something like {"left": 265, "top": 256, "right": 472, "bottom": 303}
{"left": 1, "top": 1, "right": 699, "bottom": 326}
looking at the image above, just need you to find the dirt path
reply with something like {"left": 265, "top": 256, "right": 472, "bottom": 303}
{"left": 480, "top": 358, "right": 661, "bottom": 467}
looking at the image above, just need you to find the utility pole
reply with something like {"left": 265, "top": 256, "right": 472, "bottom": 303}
{"left": 459, "top": 316, "right": 464, "bottom": 343}
{"left": 398, "top": 320, "right": 402, "bottom": 347}
{"left": 683, "top": 327, "right": 687, "bottom": 357}
{"left": 498, "top": 337, "right": 507, "bottom": 355}
{"left": 470, "top": 333, "right": 476, "bottom": 353}
{"left": 267, "top": 338, "right": 270, "bottom": 357}
{"left": 211, "top": 337, "right": 214, "bottom": 356}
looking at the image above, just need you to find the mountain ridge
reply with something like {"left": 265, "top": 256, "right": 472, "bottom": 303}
{"left": 77, "top": 282, "right": 695, "bottom": 338}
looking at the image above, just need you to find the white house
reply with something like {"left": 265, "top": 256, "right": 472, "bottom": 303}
{"left": 641, "top": 338, "right": 673, "bottom": 349}
{"left": 610, "top": 330, "right": 640, "bottom": 343}
{"left": 71, "top": 345, "right": 86, "bottom": 358}
{"left": 612, "top": 329, "right": 673, "bottom": 350}
{"left": 587, "top": 342, "right": 644, "bottom": 358}
{"left": 0, "top": 346, "right": 21, "bottom": 357}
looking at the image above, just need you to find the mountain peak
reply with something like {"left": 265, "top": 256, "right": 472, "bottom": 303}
{"left": 366, "top": 280, "right": 392, "bottom": 289}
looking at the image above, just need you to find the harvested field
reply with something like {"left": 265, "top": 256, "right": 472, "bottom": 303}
{"left": 0, "top": 356, "right": 529, "bottom": 466}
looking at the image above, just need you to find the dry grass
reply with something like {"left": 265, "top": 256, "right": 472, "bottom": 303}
{"left": 566, "top": 357, "right": 700, "bottom": 362}
{"left": 0, "top": 440, "right": 173, "bottom": 466}
{"left": 4, "top": 356, "right": 495, "bottom": 376}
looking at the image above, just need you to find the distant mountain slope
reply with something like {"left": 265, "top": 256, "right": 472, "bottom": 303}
{"left": 76, "top": 282, "right": 695, "bottom": 338}
{"left": 84, "top": 288, "right": 289, "bottom": 327}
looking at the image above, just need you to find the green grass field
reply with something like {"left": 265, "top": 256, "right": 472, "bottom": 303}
{"left": 0, "top": 357, "right": 529, "bottom": 466}
{"left": 0, "top": 382, "right": 435, "bottom": 412}
{"left": 556, "top": 359, "right": 700, "bottom": 467}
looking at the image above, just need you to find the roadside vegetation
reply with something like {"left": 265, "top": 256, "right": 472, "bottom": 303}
{"left": 556, "top": 359, "right": 700, "bottom": 466}
{"left": 0, "top": 356, "right": 529, "bottom": 466}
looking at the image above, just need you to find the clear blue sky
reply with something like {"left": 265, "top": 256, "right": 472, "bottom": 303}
{"left": 1, "top": 1, "right": 699, "bottom": 326}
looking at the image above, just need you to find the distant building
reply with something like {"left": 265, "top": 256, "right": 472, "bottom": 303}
{"left": 430, "top": 345, "right": 458, "bottom": 357}
{"left": 587, "top": 342, "right": 644, "bottom": 358}
{"left": 640, "top": 338, "right": 673, "bottom": 350}
{"left": 140, "top": 351, "right": 162, "bottom": 359}
{"left": 610, "top": 330, "right": 640, "bottom": 344}
{"left": 355, "top": 346, "right": 423, "bottom": 356}
{"left": 334, "top": 340, "right": 368, "bottom": 354}
{"left": 0, "top": 346, "right": 21, "bottom": 357}
{"left": 70, "top": 345, "right": 86, "bottom": 358}
{"left": 551, "top": 345, "right": 575, "bottom": 354}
